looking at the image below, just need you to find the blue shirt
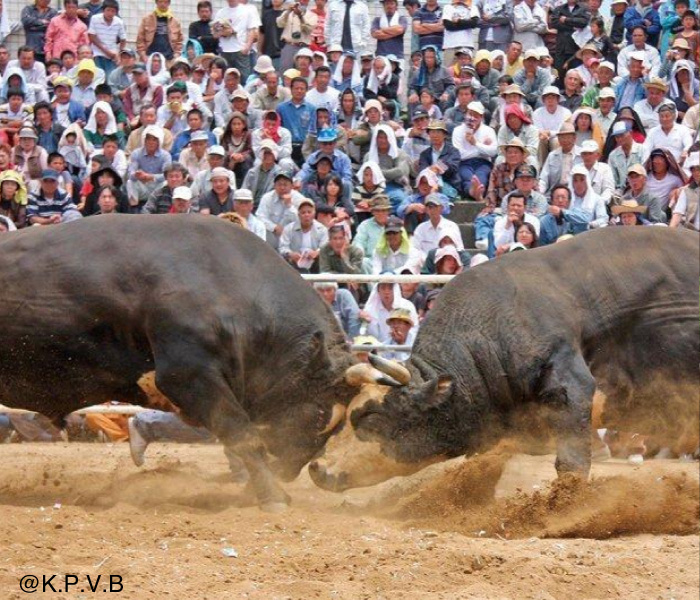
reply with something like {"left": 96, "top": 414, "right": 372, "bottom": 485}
{"left": 170, "top": 129, "right": 218, "bottom": 160}
{"left": 413, "top": 5, "right": 443, "bottom": 50}
{"left": 298, "top": 149, "right": 353, "bottom": 183}
{"left": 277, "top": 100, "right": 314, "bottom": 144}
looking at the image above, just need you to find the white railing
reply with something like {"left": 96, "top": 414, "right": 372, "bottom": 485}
{"left": 302, "top": 274, "right": 454, "bottom": 284}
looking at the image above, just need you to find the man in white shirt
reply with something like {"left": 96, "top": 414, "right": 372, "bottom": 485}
{"left": 533, "top": 85, "right": 571, "bottom": 165}
{"left": 633, "top": 77, "right": 668, "bottom": 130}
{"left": 493, "top": 192, "right": 541, "bottom": 252}
{"left": 305, "top": 65, "right": 340, "bottom": 111}
{"left": 617, "top": 26, "right": 660, "bottom": 78}
{"left": 231, "top": 189, "right": 268, "bottom": 241}
{"left": 575, "top": 140, "right": 615, "bottom": 206}
{"left": 87, "top": 0, "right": 126, "bottom": 77}
{"left": 452, "top": 100, "right": 498, "bottom": 195}
{"left": 441, "top": 0, "right": 479, "bottom": 67}
{"left": 513, "top": 0, "right": 548, "bottom": 50}
{"left": 412, "top": 194, "right": 464, "bottom": 255}
{"left": 594, "top": 87, "right": 617, "bottom": 137}
{"left": 642, "top": 102, "right": 694, "bottom": 163}
{"left": 214, "top": 0, "right": 261, "bottom": 83}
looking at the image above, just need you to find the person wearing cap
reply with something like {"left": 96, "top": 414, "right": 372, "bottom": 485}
{"left": 211, "top": 68, "right": 242, "bottom": 128}
{"left": 547, "top": 0, "right": 591, "bottom": 79}
{"left": 171, "top": 108, "right": 217, "bottom": 162}
{"left": 324, "top": 0, "right": 371, "bottom": 55}
{"left": 612, "top": 199, "right": 652, "bottom": 226}
{"left": 581, "top": 61, "right": 616, "bottom": 110}
{"left": 195, "top": 165, "right": 236, "bottom": 216}
{"left": 359, "top": 51, "right": 376, "bottom": 79}
{"left": 633, "top": 78, "right": 670, "bottom": 130}
{"left": 452, "top": 100, "right": 498, "bottom": 192}
{"left": 382, "top": 308, "right": 417, "bottom": 362}
{"left": 493, "top": 191, "right": 541, "bottom": 252}
{"left": 538, "top": 121, "right": 578, "bottom": 199}
{"left": 27, "top": 169, "right": 83, "bottom": 226}
{"left": 352, "top": 194, "right": 392, "bottom": 261}
{"left": 620, "top": 163, "right": 665, "bottom": 223}
{"left": 513, "top": 50, "right": 553, "bottom": 109}
{"left": 607, "top": 120, "right": 645, "bottom": 193}
{"left": 411, "top": 193, "right": 464, "bottom": 254}
{"left": 302, "top": 106, "right": 348, "bottom": 160}
{"left": 617, "top": 26, "right": 661, "bottom": 79}
{"left": 12, "top": 126, "right": 49, "bottom": 187}
{"left": 532, "top": 86, "right": 572, "bottom": 163}
{"left": 642, "top": 102, "right": 694, "bottom": 163}
{"left": 256, "top": 171, "right": 304, "bottom": 248}
{"left": 0, "top": 170, "right": 28, "bottom": 229}
{"left": 471, "top": 136, "right": 527, "bottom": 214}
{"left": 178, "top": 129, "right": 211, "bottom": 181}
{"left": 418, "top": 119, "right": 462, "bottom": 198}
{"left": 576, "top": 139, "right": 615, "bottom": 205}
{"left": 189, "top": 144, "right": 226, "bottom": 202}
{"left": 500, "top": 164, "right": 548, "bottom": 217}
{"left": 70, "top": 58, "right": 99, "bottom": 111}
{"left": 141, "top": 161, "right": 188, "bottom": 214}
{"left": 49, "top": 77, "right": 84, "bottom": 128}
{"left": 372, "top": 213, "right": 423, "bottom": 275}
{"left": 371, "top": 0, "right": 409, "bottom": 59}
{"left": 513, "top": 0, "right": 548, "bottom": 54}
{"left": 670, "top": 151, "right": 700, "bottom": 230}
{"left": 401, "top": 108, "right": 432, "bottom": 172}
{"left": 591, "top": 87, "right": 617, "bottom": 138}
{"left": 135, "top": 0, "right": 183, "bottom": 63}
{"left": 122, "top": 64, "right": 165, "bottom": 128}
{"left": 166, "top": 185, "right": 193, "bottom": 214}
{"left": 298, "top": 127, "right": 353, "bottom": 186}
{"left": 471, "top": 50, "right": 501, "bottom": 111}
{"left": 226, "top": 188, "right": 263, "bottom": 239}
{"left": 276, "top": 0, "right": 317, "bottom": 72}
{"left": 44, "top": 0, "right": 89, "bottom": 62}
{"left": 659, "top": 35, "right": 695, "bottom": 81}
{"left": 315, "top": 282, "right": 362, "bottom": 339}
{"left": 279, "top": 196, "right": 328, "bottom": 271}
{"left": 86, "top": 0, "right": 126, "bottom": 77}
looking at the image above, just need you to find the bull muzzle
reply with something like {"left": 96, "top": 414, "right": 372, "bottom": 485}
{"left": 308, "top": 460, "right": 350, "bottom": 492}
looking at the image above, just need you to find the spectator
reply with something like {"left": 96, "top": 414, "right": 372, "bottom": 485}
{"left": 189, "top": 0, "right": 218, "bottom": 55}
{"left": 198, "top": 166, "right": 236, "bottom": 216}
{"left": 411, "top": 193, "right": 463, "bottom": 254}
{"left": 669, "top": 60, "right": 699, "bottom": 122}
{"left": 93, "top": 184, "right": 124, "bottom": 215}
{"left": 611, "top": 199, "right": 652, "bottom": 226}
{"left": 122, "top": 64, "right": 164, "bottom": 128}
{"left": 214, "top": 0, "right": 260, "bottom": 82}
{"left": 418, "top": 118, "right": 462, "bottom": 199}
{"left": 190, "top": 144, "right": 226, "bottom": 202}
{"left": 363, "top": 281, "right": 418, "bottom": 342}
{"left": 539, "top": 121, "right": 578, "bottom": 199}
{"left": 13, "top": 126, "right": 48, "bottom": 187}
{"left": 371, "top": 0, "right": 409, "bottom": 59}
{"left": 607, "top": 121, "right": 645, "bottom": 194}
{"left": 539, "top": 185, "right": 593, "bottom": 245}
{"left": 373, "top": 214, "right": 423, "bottom": 274}
{"left": 0, "top": 170, "right": 28, "bottom": 229}
{"left": 617, "top": 26, "right": 661, "bottom": 78}
{"left": 27, "top": 168, "right": 82, "bottom": 225}
{"left": 179, "top": 130, "right": 211, "bottom": 181}
{"left": 624, "top": 0, "right": 661, "bottom": 48}
{"left": 136, "top": 0, "right": 184, "bottom": 63}
{"left": 87, "top": 0, "right": 126, "bottom": 76}
{"left": 352, "top": 161, "right": 387, "bottom": 222}
{"left": 498, "top": 101, "right": 539, "bottom": 164}
{"left": 548, "top": 0, "right": 590, "bottom": 79}
{"left": 582, "top": 61, "right": 616, "bottom": 110}
{"left": 21, "top": 0, "right": 58, "bottom": 63}
{"left": 84, "top": 100, "right": 124, "bottom": 149}
{"left": 231, "top": 188, "right": 266, "bottom": 239}
{"left": 503, "top": 41, "right": 523, "bottom": 77}
{"left": 71, "top": 58, "right": 98, "bottom": 112}
{"left": 382, "top": 308, "right": 416, "bottom": 361}
{"left": 474, "top": 0, "right": 513, "bottom": 52}
{"left": 493, "top": 191, "right": 541, "bottom": 253}
{"left": 241, "top": 139, "right": 281, "bottom": 207}
{"left": 277, "top": 76, "right": 314, "bottom": 166}
{"left": 141, "top": 161, "right": 188, "bottom": 214}
{"left": 367, "top": 123, "right": 411, "bottom": 213}
{"left": 83, "top": 164, "right": 127, "bottom": 214}
{"left": 594, "top": 87, "right": 618, "bottom": 138}
{"left": 279, "top": 197, "right": 328, "bottom": 271}
{"left": 501, "top": 164, "right": 547, "bottom": 217}
{"left": 314, "top": 281, "right": 362, "bottom": 339}
{"left": 45, "top": 0, "right": 90, "bottom": 62}
{"left": 576, "top": 139, "right": 615, "bottom": 206}
{"left": 276, "top": 0, "right": 317, "bottom": 72}
{"left": 408, "top": 46, "right": 453, "bottom": 109}
{"left": 642, "top": 102, "right": 694, "bottom": 163}
{"left": 169, "top": 185, "right": 194, "bottom": 214}
{"left": 567, "top": 164, "right": 609, "bottom": 229}
{"left": 670, "top": 151, "right": 699, "bottom": 230}
{"left": 452, "top": 100, "right": 498, "bottom": 192}
{"left": 252, "top": 71, "right": 291, "bottom": 112}
{"left": 635, "top": 78, "right": 670, "bottom": 130}
{"left": 441, "top": 0, "right": 479, "bottom": 67}
{"left": 643, "top": 148, "right": 688, "bottom": 216}
{"left": 324, "top": 0, "right": 371, "bottom": 55}
{"left": 513, "top": 0, "right": 547, "bottom": 51}
{"left": 257, "top": 171, "right": 302, "bottom": 248}
{"left": 533, "top": 86, "right": 572, "bottom": 164}
{"left": 353, "top": 194, "right": 392, "bottom": 261}
{"left": 472, "top": 136, "right": 528, "bottom": 211}
{"left": 421, "top": 232, "right": 470, "bottom": 273}
{"left": 513, "top": 50, "right": 552, "bottom": 110}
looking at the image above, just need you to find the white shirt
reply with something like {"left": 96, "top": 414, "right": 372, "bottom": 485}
{"left": 533, "top": 105, "right": 572, "bottom": 136}
{"left": 646, "top": 173, "right": 684, "bottom": 212}
{"left": 573, "top": 160, "right": 615, "bottom": 205}
{"left": 306, "top": 87, "right": 340, "bottom": 112}
{"left": 244, "top": 213, "right": 267, "bottom": 240}
{"left": 88, "top": 13, "right": 127, "bottom": 58}
{"left": 493, "top": 212, "right": 540, "bottom": 247}
{"left": 452, "top": 122, "right": 498, "bottom": 161}
{"left": 412, "top": 217, "right": 464, "bottom": 254}
{"left": 673, "top": 188, "right": 700, "bottom": 229}
{"left": 642, "top": 123, "right": 694, "bottom": 163}
{"left": 617, "top": 43, "right": 661, "bottom": 79}
{"left": 633, "top": 99, "right": 661, "bottom": 130}
{"left": 442, "top": 3, "right": 479, "bottom": 49}
{"left": 215, "top": 4, "right": 260, "bottom": 53}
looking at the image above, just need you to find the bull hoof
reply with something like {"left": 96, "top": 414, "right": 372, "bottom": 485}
{"left": 260, "top": 501, "right": 289, "bottom": 514}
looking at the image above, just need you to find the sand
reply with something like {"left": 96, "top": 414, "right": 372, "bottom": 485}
{"left": 0, "top": 442, "right": 697, "bottom": 600}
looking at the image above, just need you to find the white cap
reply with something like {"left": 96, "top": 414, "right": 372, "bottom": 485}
{"left": 536, "top": 46, "right": 550, "bottom": 58}
{"left": 580, "top": 140, "right": 600, "bottom": 153}
{"left": 570, "top": 164, "right": 589, "bottom": 177}
{"left": 328, "top": 44, "right": 344, "bottom": 53}
{"left": 234, "top": 188, "right": 254, "bottom": 201}
{"left": 599, "top": 61, "right": 615, "bottom": 72}
{"left": 208, "top": 144, "right": 226, "bottom": 156}
{"left": 598, "top": 87, "right": 616, "bottom": 99}
{"left": 172, "top": 186, "right": 192, "bottom": 200}
{"left": 629, "top": 50, "right": 646, "bottom": 63}
{"left": 296, "top": 47, "right": 314, "bottom": 59}
{"left": 467, "top": 101, "right": 485, "bottom": 115}
{"left": 363, "top": 99, "right": 382, "bottom": 114}
{"left": 686, "top": 152, "right": 700, "bottom": 170}
{"left": 542, "top": 85, "right": 561, "bottom": 97}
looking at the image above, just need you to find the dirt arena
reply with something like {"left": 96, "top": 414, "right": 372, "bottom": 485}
{"left": 0, "top": 442, "right": 697, "bottom": 600}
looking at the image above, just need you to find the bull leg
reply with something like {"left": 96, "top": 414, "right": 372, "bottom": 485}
{"left": 153, "top": 361, "right": 290, "bottom": 512}
{"left": 539, "top": 349, "right": 596, "bottom": 478}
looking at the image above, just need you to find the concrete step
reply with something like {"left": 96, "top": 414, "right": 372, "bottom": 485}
{"left": 451, "top": 201, "right": 486, "bottom": 224}
{"left": 459, "top": 223, "right": 476, "bottom": 249}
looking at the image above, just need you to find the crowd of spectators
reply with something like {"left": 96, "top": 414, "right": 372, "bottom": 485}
{"left": 0, "top": 0, "right": 698, "bottom": 351}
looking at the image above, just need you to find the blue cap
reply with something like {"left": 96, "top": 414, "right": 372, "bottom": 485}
{"left": 317, "top": 127, "right": 338, "bottom": 143}
{"left": 41, "top": 169, "right": 60, "bottom": 180}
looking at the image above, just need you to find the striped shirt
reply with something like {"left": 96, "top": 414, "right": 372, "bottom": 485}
{"left": 27, "top": 189, "right": 79, "bottom": 219}
{"left": 88, "top": 14, "right": 127, "bottom": 58}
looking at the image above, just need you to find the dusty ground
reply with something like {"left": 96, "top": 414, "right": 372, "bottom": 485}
{"left": 0, "top": 443, "right": 697, "bottom": 600}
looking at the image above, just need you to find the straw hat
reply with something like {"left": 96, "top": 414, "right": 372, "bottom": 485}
{"left": 611, "top": 200, "right": 647, "bottom": 215}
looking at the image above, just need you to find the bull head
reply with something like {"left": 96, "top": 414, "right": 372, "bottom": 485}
{"left": 343, "top": 363, "right": 403, "bottom": 387}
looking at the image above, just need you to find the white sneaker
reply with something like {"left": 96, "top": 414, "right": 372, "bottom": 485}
{"left": 474, "top": 239, "right": 488, "bottom": 251}
{"left": 128, "top": 417, "right": 148, "bottom": 467}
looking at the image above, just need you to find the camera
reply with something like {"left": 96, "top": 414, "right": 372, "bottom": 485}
{"left": 292, "top": 32, "right": 302, "bottom": 40}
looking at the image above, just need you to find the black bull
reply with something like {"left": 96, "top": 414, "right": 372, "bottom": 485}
{"left": 0, "top": 215, "right": 400, "bottom": 511}
{"left": 310, "top": 228, "right": 700, "bottom": 492}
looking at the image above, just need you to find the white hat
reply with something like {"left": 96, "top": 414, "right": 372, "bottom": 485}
{"left": 467, "top": 101, "right": 485, "bottom": 115}
{"left": 296, "top": 47, "right": 314, "bottom": 59}
{"left": 253, "top": 55, "right": 275, "bottom": 74}
{"left": 598, "top": 87, "right": 616, "bottom": 99}
{"left": 172, "top": 186, "right": 192, "bottom": 200}
{"left": 190, "top": 130, "right": 209, "bottom": 143}
{"left": 328, "top": 44, "right": 344, "bottom": 53}
{"left": 580, "top": 140, "right": 600, "bottom": 153}
{"left": 363, "top": 99, "right": 382, "bottom": 114}
{"left": 259, "top": 138, "right": 280, "bottom": 159}
{"left": 570, "top": 164, "right": 589, "bottom": 177}
{"left": 233, "top": 188, "right": 254, "bottom": 201}
{"left": 629, "top": 50, "right": 646, "bottom": 63}
{"left": 208, "top": 144, "right": 226, "bottom": 156}
{"left": 542, "top": 85, "right": 561, "bottom": 97}
{"left": 142, "top": 124, "right": 165, "bottom": 145}
{"left": 612, "top": 121, "right": 630, "bottom": 136}
{"left": 686, "top": 152, "right": 700, "bottom": 169}
{"left": 435, "top": 245, "right": 463, "bottom": 267}
{"left": 209, "top": 166, "right": 232, "bottom": 181}
{"left": 523, "top": 49, "right": 540, "bottom": 61}
{"left": 536, "top": 46, "right": 551, "bottom": 58}
{"left": 599, "top": 61, "right": 615, "bottom": 72}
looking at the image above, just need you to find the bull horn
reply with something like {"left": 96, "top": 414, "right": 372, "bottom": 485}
{"left": 368, "top": 354, "right": 412, "bottom": 385}
{"left": 344, "top": 363, "right": 401, "bottom": 387}
{"left": 319, "top": 403, "right": 346, "bottom": 436}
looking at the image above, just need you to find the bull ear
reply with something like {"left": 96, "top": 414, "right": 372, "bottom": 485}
{"left": 309, "top": 330, "right": 332, "bottom": 372}
{"left": 422, "top": 375, "right": 453, "bottom": 407}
